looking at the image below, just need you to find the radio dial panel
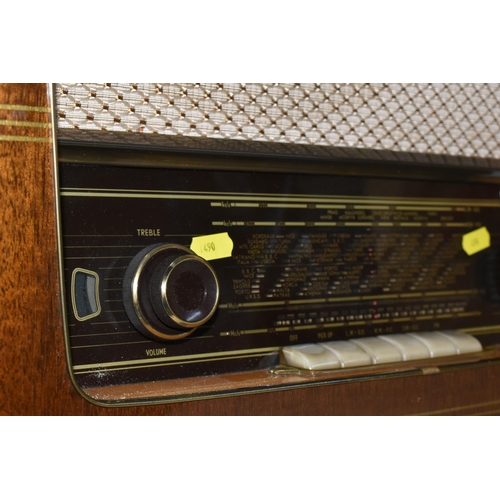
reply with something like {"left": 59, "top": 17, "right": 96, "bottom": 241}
{"left": 56, "top": 131, "right": 500, "bottom": 406}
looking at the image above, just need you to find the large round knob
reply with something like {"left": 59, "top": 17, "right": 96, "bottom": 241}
{"left": 123, "top": 243, "right": 219, "bottom": 340}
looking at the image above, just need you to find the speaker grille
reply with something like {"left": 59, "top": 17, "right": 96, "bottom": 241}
{"left": 56, "top": 83, "right": 500, "bottom": 159}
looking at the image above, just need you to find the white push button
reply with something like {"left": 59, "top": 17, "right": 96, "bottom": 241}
{"left": 282, "top": 344, "right": 341, "bottom": 370}
{"left": 321, "top": 341, "right": 372, "bottom": 368}
{"left": 378, "top": 334, "right": 431, "bottom": 361}
{"left": 350, "top": 337, "right": 403, "bottom": 364}
{"left": 435, "top": 331, "right": 482, "bottom": 354}
{"left": 408, "top": 332, "right": 457, "bottom": 358}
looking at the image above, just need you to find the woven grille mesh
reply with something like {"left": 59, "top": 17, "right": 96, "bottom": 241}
{"left": 56, "top": 83, "right": 500, "bottom": 159}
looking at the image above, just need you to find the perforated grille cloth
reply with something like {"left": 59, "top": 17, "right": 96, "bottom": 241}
{"left": 56, "top": 83, "right": 500, "bottom": 159}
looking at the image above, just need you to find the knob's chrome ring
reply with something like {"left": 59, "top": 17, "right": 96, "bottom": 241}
{"left": 131, "top": 244, "right": 196, "bottom": 340}
{"left": 160, "top": 254, "right": 220, "bottom": 329}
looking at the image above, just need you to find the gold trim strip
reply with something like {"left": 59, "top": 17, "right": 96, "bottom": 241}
{"left": 354, "top": 205, "right": 390, "bottom": 210}
{"left": 72, "top": 340, "right": 152, "bottom": 349}
{"left": 473, "top": 408, "right": 500, "bottom": 416}
{"left": 314, "top": 204, "right": 347, "bottom": 209}
{"left": 0, "top": 134, "right": 52, "bottom": 143}
{"left": 415, "top": 398, "right": 500, "bottom": 416}
{"left": 241, "top": 328, "right": 268, "bottom": 335}
{"left": 220, "top": 289, "right": 475, "bottom": 310}
{"left": 0, "top": 104, "right": 50, "bottom": 112}
{"left": 267, "top": 203, "right": 308, "bottom": 208}
{"left": 0, "top": 120, "right": 51, "bottom": 128}
{"left": 425, "top": 291, "right": 457, "bottom": 296}
{"left": 73, "top": 346, "right": 280, "bottom": 371}
{"left": 64, "top": 256, "right": 135, "bottom": 260}
{"left": 59, "top": 190, "right": 500, "bottom": 208}
{"left": 75, "top": 352, "right": 275, "bottom": 375}
{"left": 461, "top": 324, "right": 500, "bottom": 335}
{"left": 396, "top": 206, "right": 453, "bottom": 211}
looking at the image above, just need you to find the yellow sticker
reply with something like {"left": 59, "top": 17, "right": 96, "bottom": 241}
{"left": 190, "top": 232, "right": 234, "bottom": 261}
{"left": 462, "top": 226, "right": 491, "bottom": 256}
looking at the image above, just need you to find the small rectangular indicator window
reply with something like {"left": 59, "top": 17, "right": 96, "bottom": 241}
{"left": 71, "top": 268, "right": 101, "bottom": 321}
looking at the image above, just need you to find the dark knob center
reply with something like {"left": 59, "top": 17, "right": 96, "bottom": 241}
{"left": 173, "top": 271, "right": 206, "bottom": 312}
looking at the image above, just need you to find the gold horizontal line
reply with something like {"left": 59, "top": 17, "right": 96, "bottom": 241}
{"left": 396, "top": 206, "right": 453, "bottom": 211}
{"left": 414, "top": 398, "right": 500, "bottom": 416}
{"left": 91, "top": 320, "right": 130, "bottom": 325}
{"left": 0, "top": 119, "right": 51, "bottom": 128}
{"left": 328, "top": 296, "right": 362, "bottom": 302}
{"left": 316, "top": 205, "right": 346, "bottom": 209}
{"left": 242, "top": 329, "right": 268, "bottom": 335}
{"left": 364, "top": 294, "right": 399, "bottom": 299}
{"left": 425, "top": 291, "right": 457, "bottom": 297}
{"left": 223, "top": 290, "right": 475, "bottom": 311}
{"left": 74, "top": 352, "right": 274, "bottom": 375}
{"left": 72, "top": 340, "right": 151, "bottom": 349}
{"left": 65, "top": 235, "right": 132, "bottom": 237}
{"left": 354, "top": 205, "right": 390, "bottom": 210}
{"left": 70, "top": 331, "right": 135, "bottom": 338}
{"left": 65, "top": 245, "right": 144, "bottom": 248}
{"left": 473, "top": 408, "right": 500, "bottom": 416}
{"left": 0, "top": 104, "right": 50, "bottom": 112}
{"left": 0, "top": 134, "right": 51, "bottom": 143}
{"left": 64, "top": 256, "right": 134, "bottom": 259}
{"left": 73, "top": 346, "right": 280, "bottom": 371}
{"left": 268, "top": 203, "right": 308, "bottom": 208}
{"left": 460, "top": 325, "right": 500, "bottom": 333}
{"left": 58, "top": 188, "right": 500, "bottom": 207}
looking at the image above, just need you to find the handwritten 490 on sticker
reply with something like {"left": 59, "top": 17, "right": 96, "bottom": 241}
{"left": 462, "top": 226, "right": 491, "bottom": 256}
{"left": 190, "top": 232, "right": 234, "bottom": 261}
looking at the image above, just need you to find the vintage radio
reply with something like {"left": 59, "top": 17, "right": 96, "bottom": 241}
{"left": 3, "top": 83, "right": 500, "bottom": 415}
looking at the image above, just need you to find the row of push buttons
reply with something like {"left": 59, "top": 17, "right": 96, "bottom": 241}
{"left": 281, "top": 331, "right": 482, "bottom": 370}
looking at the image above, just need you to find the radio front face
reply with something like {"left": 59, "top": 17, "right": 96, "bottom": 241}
{"left": 57, "top": 146, "right": 500, "bottom": 405}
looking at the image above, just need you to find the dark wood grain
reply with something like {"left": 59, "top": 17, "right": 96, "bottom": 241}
{"left": 2, "top": 83, "right": 500, "bottom": 415}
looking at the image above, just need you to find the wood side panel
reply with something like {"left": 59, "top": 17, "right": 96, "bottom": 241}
{"left": 1, "top": 83, "right": 499, "bottom": 415}
{"left": 0, "top": 83, "right": 70, "bottom": 415}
